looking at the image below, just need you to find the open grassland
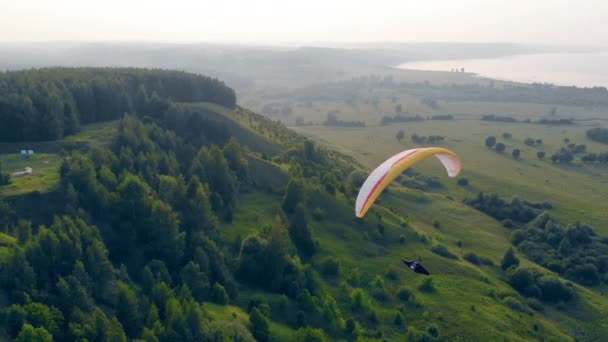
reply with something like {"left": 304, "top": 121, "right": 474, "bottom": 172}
{"left": 0, "top": 153, "right": 61, "bottom": 197}
{"left": 295, "top": 120, "right": 608, "bottom": 234}
{"left": 0, "top": 121, "right": 118, "bottom": 197}
{"left": 204, "top": 302, "right": 296, "bottom": 341}
{"left": 222, "top": 188, "right": 608, "bottom": 340}
{"left": 204, "top": 98, "right": 608, "bottom": 340}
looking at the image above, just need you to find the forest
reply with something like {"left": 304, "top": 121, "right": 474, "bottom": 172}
{"left": 0, "top": 68, "right": 236, "bottom": 142}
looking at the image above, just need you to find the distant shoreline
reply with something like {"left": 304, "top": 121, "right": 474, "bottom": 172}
{"left": 397, "top": 52, "right": 608, "bottom": 89}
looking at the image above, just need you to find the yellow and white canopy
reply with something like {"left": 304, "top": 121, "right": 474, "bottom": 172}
{"left": 355, "top": 147, "right": 461, "bottom": 218}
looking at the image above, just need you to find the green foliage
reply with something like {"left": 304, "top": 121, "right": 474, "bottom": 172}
{"left": 512, "top": 148, "right": 521, "bottom": 159}
{"left": 587, "top": 127, "right": 608, "bottom": 144}
{"left": 319, "top": 257, "right": 340, "bottom": 277}
{"left": 507, "top": 267, "right": 575, "bottom": 302}
{"left": 512, "top": 214, "right": 607, "bottom": 286}
{"left": 418, "top": 278, "right": 435, "bottom": 293}
{"left": 396, "top": 129, "right": 405, "bottom": 142}
{"left": 370, "top": 275, "right": 390, "bottom": 301}
{"left": 294, "top": 327, "right": 328, "bottom": 342}
{"left": 347, "top": 170, "right": 367, "bottom": 188}
{"left": 463, "top": 252, "right": 480, "bottom": 265}
{"left": 350, "top": 288, "right": 371, "bottom": 311}
{"left": 394, "top": 311, "right": 404, "bottom": 325}
{"left": 406, "top": 325, "right": 434, "bottom": 342}
{"left": 211, "top": 283, "right": 229, "bottom": 305}
{"left": 550, "top": 147, "right": 574, "bottom": 163}
{"left": 15, "top": 323, "right": 52, "bottom": 342}
{"left": 465, "top": 192, "right": 550, "bottom": 224}
{"left": 457, "top": 177, "right": 469, "bottom": 186}
{"left": 0, "top": 160, "right": 10, "bottom": 185}
{"left": 431, "top": 244, "right": 458, "bottom": 259}
{"left": 502, "top": 296, "right": 526, "bottom": 312}
{"left": 485, "top": 136, "right": 497, "bottom": 148}
{"left": 249, "top": 307, "right": 270, "bottom": 342}
{"left": 0, "top": 68, "right": 236, "bottom": 142}
{"left": 289, "top": 204, "right": 316, "bottom": 261}
{"left": 282, "top": 179, "right": 304, "bottom": 214}
{"left": 396, "top": 286, "right": 414, "bottom": 302}
{"left": 501, "top": 248, "right": 520, "bottom": 270}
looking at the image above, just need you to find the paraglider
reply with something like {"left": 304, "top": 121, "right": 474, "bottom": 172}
{"left": 402, "top": 259, "right": 430, "bottom": 275}
{"left": 355, "top": 147, "right": 461, "bottom": 218}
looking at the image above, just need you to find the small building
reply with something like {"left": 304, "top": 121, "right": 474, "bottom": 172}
{"left": 20, "top": 150, "right": 27, "bottom": 155}
{"left": 12, "top": 167, "right": 33, "bottom": 178}
{"left": 27, "top": 150, "right": 34, "bottom": 155}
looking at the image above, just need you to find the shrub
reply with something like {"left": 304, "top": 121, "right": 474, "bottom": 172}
{"left": 485, "top": 136, "right": 497, "bottom": 148}
{"left": 394, "top": 312, "right": 404, "bottom": 325}
{"left": 457, "top": 178, "right": 469, "bottom": 186}
{"left": 427, "top": 324, "right": 440, "bottom": 338}
{"left": 502, "top": 296, "right": 526, "bottom": 312}
{"left": 211, "top": 283, "right": 229, "bottom": 304}
{"left": 431, "top": 244, "right": 458, "bottom": 259}
{"left": 527, "top": 298, "right": 544, "bottom": 312}
{"left": 385, "top": 267, "right": 399, "bottom": 281}
{"left": 479, "top": 257, "right": 494, "bottom": 266}
{"left": 501, "top": 248, "right": 520, "bottom": 270}
{"left": 320, "top": 257, "right": 340, "bottom": 277}
{"left": 396, "top": 286, "right": 414, "bottom": 301}
{"left": 502, "top": 219, "right": 516, "bottom": 229}
{"left": 418, "top": 278, "right": 435, "bottom": 293}
{"left": 463, "top": 252, "right": 480, "bottom": 265}
{"left": 312, "top": 207, "right": 325, "bottom": 221}
{"left": 370, "top": 276, "right": 390, "bottom": 301}
{"left": 350, "top": 289, "right": 370, "bottom": 310}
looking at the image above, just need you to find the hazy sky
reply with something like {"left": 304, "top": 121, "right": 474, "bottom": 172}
{"left": 1, "top": 0, "right": 607, "bottom": 46}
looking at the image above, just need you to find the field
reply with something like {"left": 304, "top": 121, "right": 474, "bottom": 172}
{"left": 0, "top": 121, "right": 117, "bottom": 197}
{"left": 261, "top": 69, "right": 608, "bottom": 339}
{"left": 214, "top": 81, "right": 608, "bottom": 339}
{"left": 295, "top": 120, "right": 608, "bottom": 233}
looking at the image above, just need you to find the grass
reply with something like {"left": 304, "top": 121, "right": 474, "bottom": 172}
{"left": 295, "top": 120, "right": 608, "bottom": 233}
{"left": 0, "top": 232, "right": 16, "bottom": 262}
{"left": 204, "top": 302, "right": 296, "bottom": 341}
{"left": 0, "top": 121, "right": 118, "bottom": 197}
{"left": 283, "top": 92, "right": 608, "bottom": 339}
{"left": 0, "top": 154, "right": 61, "bottom": 197}
{"left": 220, "top": 185, "right": 595, "bottom": 341}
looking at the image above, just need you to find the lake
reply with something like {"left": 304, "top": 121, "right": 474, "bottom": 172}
{"left": 398, "top": 52, "right": 608, "bottom": 88}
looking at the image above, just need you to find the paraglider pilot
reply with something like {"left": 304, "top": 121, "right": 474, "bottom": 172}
{"left": 402, "top": 258, "right": 430, "bottom": 275}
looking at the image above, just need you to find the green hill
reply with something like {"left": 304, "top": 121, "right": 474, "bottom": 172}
{"left": 0, "top": 68, "right": 607, "bottom": 341}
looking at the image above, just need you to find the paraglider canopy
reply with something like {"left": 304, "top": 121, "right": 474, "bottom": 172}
{"left": 355, "top": 147, "right": 461, "bottom": 218}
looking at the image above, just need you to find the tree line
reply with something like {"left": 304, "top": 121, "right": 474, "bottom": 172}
{"left": 464, "top": 192, "right": 551, "bottom": 227}
{"left": 587, "top": 127, "right": 608, "bottom": 144}
{"left": 0, "top": 68, "right": 236, "bottom": 142}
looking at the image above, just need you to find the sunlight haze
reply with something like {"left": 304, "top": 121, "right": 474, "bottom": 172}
{"left": 1, "top": 0, "right": 607, "bottom": 46}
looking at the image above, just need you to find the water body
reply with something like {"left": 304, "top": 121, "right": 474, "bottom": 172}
{"left": 398, "top": 52, "right": 608, "bottom": 88}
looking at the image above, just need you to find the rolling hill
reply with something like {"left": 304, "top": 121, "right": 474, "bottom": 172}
{"left": 0, "top": 68, "right": 607, "bottom": 341}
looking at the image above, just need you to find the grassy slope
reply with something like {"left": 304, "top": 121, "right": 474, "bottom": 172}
{"left": 286, "top": 83, "right": 608, "bottom": 338}
{"left": 295, "top": 121, "right": 608, "bottom": 233}
{"left": 0, "top": 121, "right": 118, "bottom": 197}
{"left": 2, "top": 100, "right": 607, "bottom": 340}
{"left": 206, "top": 99, "right": 608, "bottom": 340}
